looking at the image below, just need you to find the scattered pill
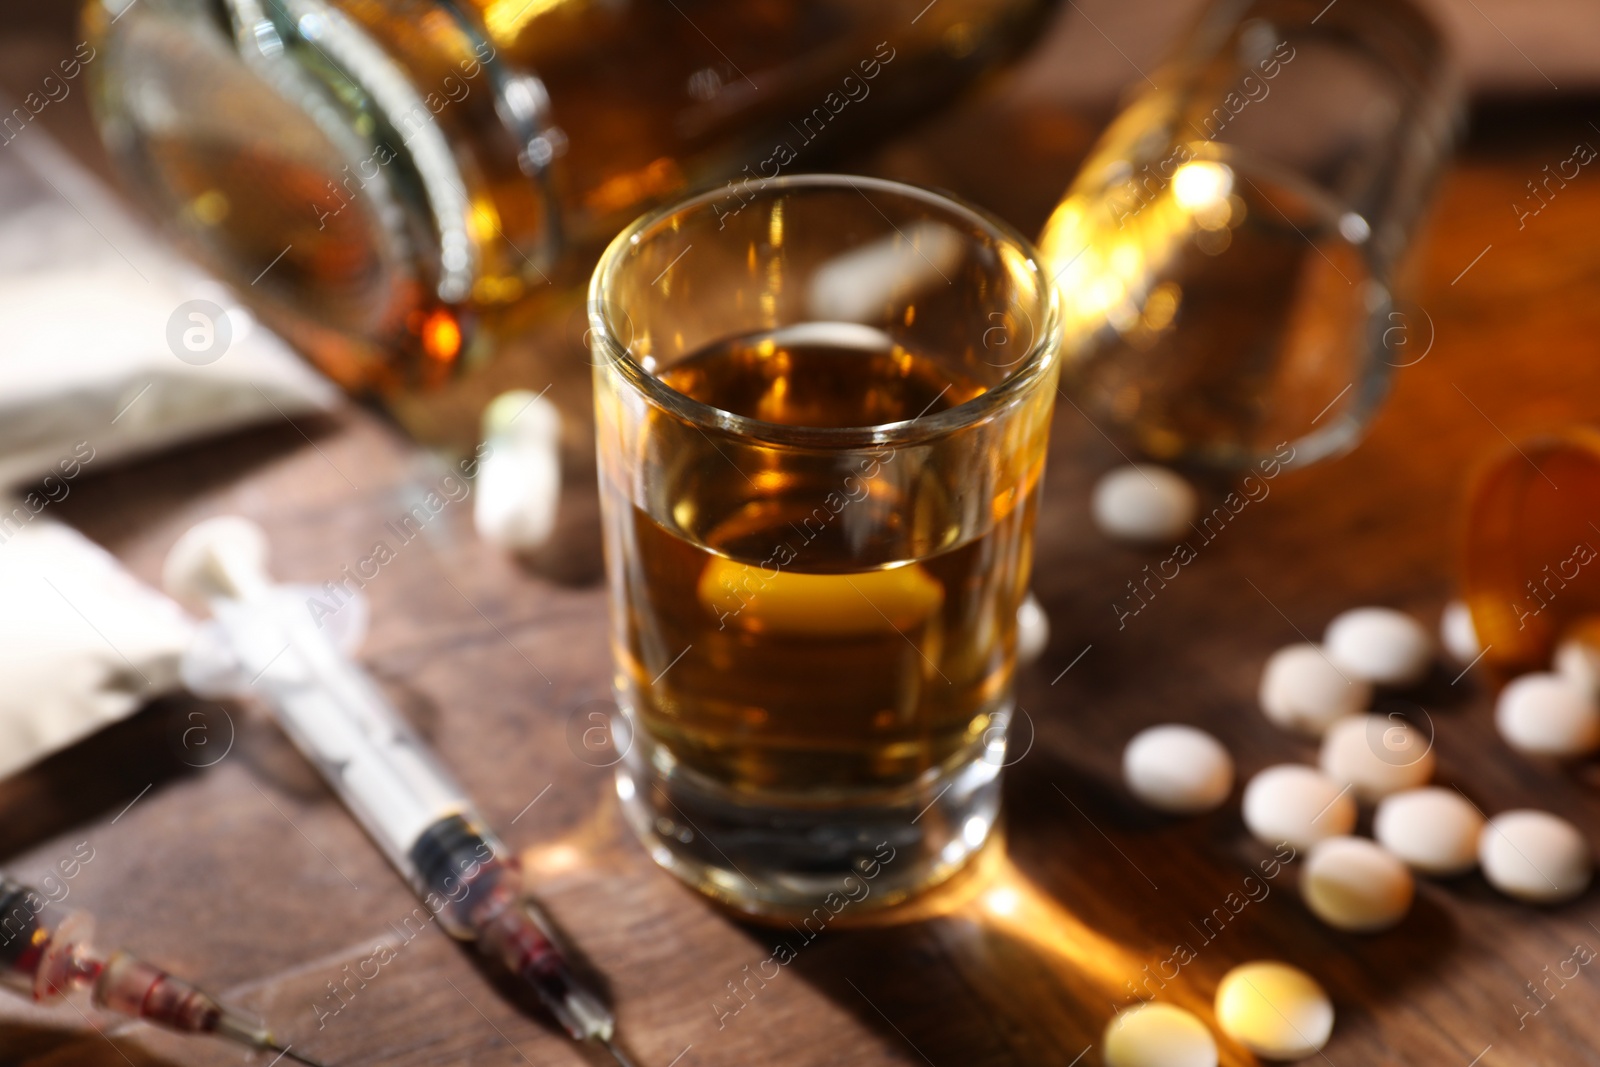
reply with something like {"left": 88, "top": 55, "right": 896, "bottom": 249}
{"left": 1301, "top": 836, "right": 1414, "bottom": 932}
{"left": 1324, "top": 607, "right": 1432, "bottom": 688}
{"left": 1479, "top": 809, "right": 1592, "bottom": 904}
{"left": 1123, "top": 725, "right": 1235, "bottom": 815}
{"left": 1103, "top": 1002, "right": 1217, "bottom": 1067}
{"left": 1319, "top": 714, "right": 1434, "bottom": 802}
{"left": 1373, "top": 787, "right": 1484, "bottom": 877}
{"left": 475, "top": 390, "right": 562, "bottom": 552}
{"left": 1494, "top": 672, "right": 1600, "bottom": 758}
{"left": 1258, "top": 643, "right": 1372, "bottom": 736}
{"left": 1241, "top": 764, "right": 1357, "bottom": 850}
{"left": 1555, "top": 640, "right": 1600, "bottom": 699}
{"left": 1016, "top": 592, "right": 1049, "bottom": 666}
{"left": 1214, "top": 961, "right": 1334, "bottom": 1060}
{"left": 1091, "top": 465, "right": 1197, "bottom": 544}
{"left": 1439, "top": 600, "right": 1481, "bottom": 664}
{"left": 1554, "top": 620, "right": 1600, "bottom": 698}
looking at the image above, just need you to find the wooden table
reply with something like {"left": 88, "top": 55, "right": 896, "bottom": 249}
{"left": 6, "top": 7, "right": 1600, "bottom": 1067}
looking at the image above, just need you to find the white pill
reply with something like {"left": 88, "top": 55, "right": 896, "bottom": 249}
{"left": 1554, "top": 634, "right": 1600, "bottom": 699}
{"left": 1373, "top": 787, "right": 1484, "bottom": 876}
{"left": 1016, "top": 592, "right": 1049, "bottom": 666}
{"left": 1319, "top": 714, "right": 1434, "bottom": 802}
{"left": 1258, "top": 643, "right": 1372, "bottom": 736}
{"left": 475, "top": 391, "right": 563, "bottom": 552}
{"left": 1439, "top": 600, "right": 1481, "bottom": 664}
{"left": 1495, "top": 672, "right": 1600, "bottom": 757}
{"left": 1123, "top": 725, "right": 1235, "bottom": 814}
{"left": 1241, "top": 764, "right": 1357, "bottom": 850}
{"left": 1091, "top": 465, "right": 1197, "bottom": 544}
{"left": 1479, "top": 809, "right": 1592, "bottom": 904}
{"left": 1324, "top": 607, "right": 1433, "bottom": 687}
{"left": 1214, "top": 961, "right": 1334, "bottom": 1060}
{"left": 1301, "top": 836, "right": 1414, "bottom": 931}
{"left": 481, "top": 388, "right": 562, "bottom": 444}
{"left": 1103, "top": 1002, "right": 1217, "bottom": 1067}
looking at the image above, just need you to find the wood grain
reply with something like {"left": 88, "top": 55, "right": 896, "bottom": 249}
{"left": 6, "top": 6, "right": 1600, "bottom": 1067}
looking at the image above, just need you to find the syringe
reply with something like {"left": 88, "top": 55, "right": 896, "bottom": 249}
{"left": 162, "top": 517, "right": 639, "bottom": 1067}
{"left": 0, "top": 876, "right": 329, "bottom": 1066}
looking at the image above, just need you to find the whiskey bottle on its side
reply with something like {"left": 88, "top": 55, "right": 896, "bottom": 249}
{"left": 83, "top": 0, "right": 1057, "bottom": 449}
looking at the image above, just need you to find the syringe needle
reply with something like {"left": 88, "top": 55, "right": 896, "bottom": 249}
{"left": 264, "top": 1041, "right": 335, "bottom": 1067}
{"left": 211, "top": 1005, "right": 334, "bottom": 1067}
{"left": 600, "top": 1034, "right": 641, "bottom": 1067}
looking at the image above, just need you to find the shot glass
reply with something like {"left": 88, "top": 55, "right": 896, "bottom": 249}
{"left": 588, "top": 174, "right": 1062, "bottom": 918}
{"left": 1039, "top": 0, "right": 1457, "bottom": 471}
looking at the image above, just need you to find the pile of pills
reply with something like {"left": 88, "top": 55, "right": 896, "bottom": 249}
{"left": 1240, "top": 607, "right": 1439, "bottom": 931}
{"left": 1440, "top": 600, "right": 1596, "bottom": 903}
{"left": 1256, "top": 611, "right": 1431, "bottom": 755}
{"left": 1246, "top": 602, "right": 1594, "bottom": 919}
{"left": 1090, "top": 474, "right": 1596, "bottom": 1061}
{"left": 1123, "top": 597, "right": 1592, "bottom": 949}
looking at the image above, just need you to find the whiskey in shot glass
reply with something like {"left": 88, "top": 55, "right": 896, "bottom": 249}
{"left": 589, "top": 175, "right": 1061, "bottom": 917}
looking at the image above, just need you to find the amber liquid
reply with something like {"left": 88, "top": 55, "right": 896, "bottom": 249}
{"left": 1463, "top": 430, "right": 1600, "bottom": 671}
{"left": 610, "top": 330, "right": 1037, "bottom": 795}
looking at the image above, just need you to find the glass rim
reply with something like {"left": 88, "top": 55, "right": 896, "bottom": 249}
{"left": 587, "top": 173, "right": 1063, "bottom": 449}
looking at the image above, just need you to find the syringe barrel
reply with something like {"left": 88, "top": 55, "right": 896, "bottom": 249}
{"left": 206, "top": 590, "right": 615, "bottom": 1044}
{"left": 95, "top": 951, "right": 224, "bottom": 1033}
{"left": 210, "top": 591, "right": 480, "bottom": 892}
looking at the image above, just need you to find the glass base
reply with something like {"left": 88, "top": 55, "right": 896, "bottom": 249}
{"left": 615, "top": 713, "right": 1007, "bottom": 921}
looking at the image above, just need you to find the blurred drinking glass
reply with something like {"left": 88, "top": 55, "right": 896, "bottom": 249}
{"left": 1039, "top": 0, "right": 1459, "bottom": 470}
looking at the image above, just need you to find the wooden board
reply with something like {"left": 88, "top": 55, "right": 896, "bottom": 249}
{"left": 6, "top": 7, "right": 1600, "bottom": 1067}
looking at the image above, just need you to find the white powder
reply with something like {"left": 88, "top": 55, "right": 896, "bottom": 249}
{"left": 0, "top": 114, "right": 338, "bottom": 491}
{"left": 0, "top": 512, "right": 192, "bottom": 780}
